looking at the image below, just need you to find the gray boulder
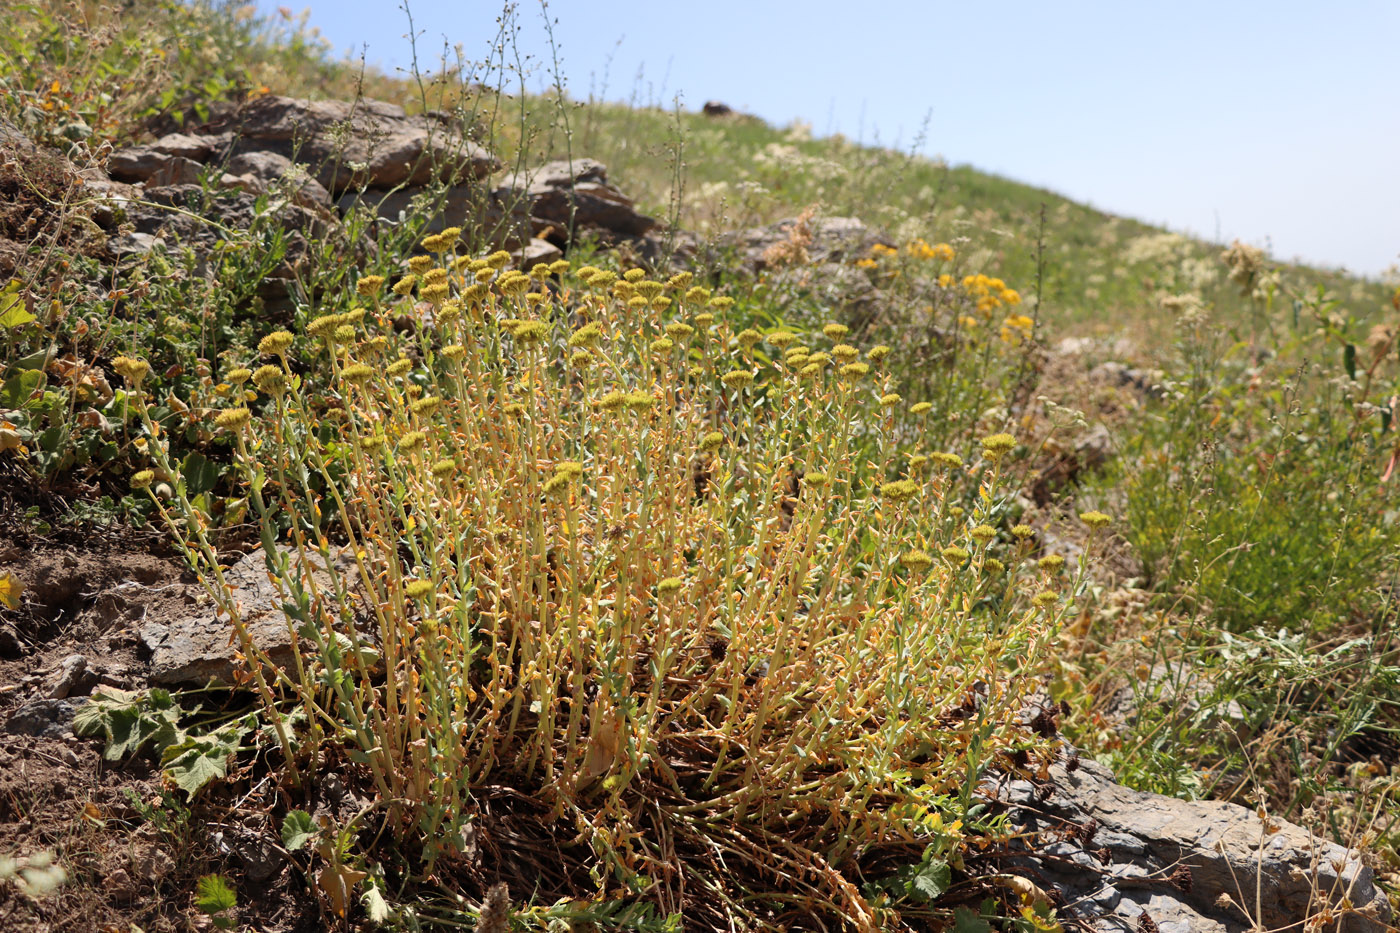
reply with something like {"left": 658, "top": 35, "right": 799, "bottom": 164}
{"left": 140, "top": 547, "right": 364, "bottom": 686}
{"left": 211, "top": 95, "right": 498, "bottom": 193}
{"left": 491, "top": 158, "right": 658, "bottom": 241}
{"left": 996, "top": 758, "right": 1391, "bottom": 933}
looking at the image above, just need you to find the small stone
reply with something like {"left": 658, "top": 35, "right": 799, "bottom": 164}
{"left": 4, "top": 699, "right": 81, "bottom": 738}
{"left": 48, "top": 653, "right": 88, "bottom": 699}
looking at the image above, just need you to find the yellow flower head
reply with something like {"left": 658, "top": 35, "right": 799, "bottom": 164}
{"left": 901, "top": 549, "right": 933, "bottom": 573}
{"left": 392, "top": 275, "right": 418, "bottom": 296}
{"left": 410, "top": 395, "right": 442, "bottom": 417}
{"left": 700, "top": 431, "right": 725, "bottom": 452}
{"left": 941, "top": 545, "right": 970, "bottom": 566}
{"left": 910, "top": 402, "right": 933, "bottom": 416}
{"left": 343, "top": 363, "right": 375, "bottom": 386}
{"left": 721, "top": 370, "right": 755, "bottom": 390}
{"left": 407, "top": 256, "right": 434, "bottom": 275}
{"left": 1080, "top": 510, "right": 1111, "bottom": 530}
{"left": 981, "top": 433, "right": 1017, "bottom": 461}
{"left": 113, "top": 356, "right": 151, "bottom": 387}
{"left": 657, "top": 577, "right": 684, "bottom": 596}
{"left": 569, "top": 322, "right": 603, "bottom": 348}
{"left": 879, "top": 479, "right": 919, "bottom": 502}
{"left": 838, "top": 362, "right": 870, "bottom": 379}
{"left": 253, "top": 364, "right": 286, "bottom": 394}
{"left": 823, "top": 323, "right": 849, "bottom": 340}
{"left": 356, "top": 275, "right": 385, "bottom": 297}
{"left": 511, "top": 320, "right": 549, "bottom": 346}
{"left": 486, "top": 250, "right": 512, "bottom": 271}
{"left": 131, "top": 469, "right": 155, "bottom": 489}
{"left": 258, "top": 331, "right": 295, "bottom": 357}
{"left": 215, "top": 408, "right": 252, "bottom": 430}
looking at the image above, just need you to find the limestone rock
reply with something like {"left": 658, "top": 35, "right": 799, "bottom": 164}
{"left": 4, "top": 699, "right": 82, "bottom": 739}
{"left": 140, "top": 547, "right": 360, "bottom": 686}
{"left": 337, "top": 182, "right": 504, "bottom": 239}
{"left": 995, "top": 758, "right": 1391, "bottom": 933}
{"left": 514, "top": 236, "right": 563, "bottom": 269}
{"left": 226, "top": 149, "right": 333, "bottom": 209}
{"left": 209, "top": 95, "right": 499, "bottom": 192}
{"left": 492, "top": 158, "right": 657, "bottom": 241}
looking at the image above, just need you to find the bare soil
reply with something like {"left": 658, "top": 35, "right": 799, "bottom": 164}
{"left": 0, "top": 531, "right": 319, "bottom": 931}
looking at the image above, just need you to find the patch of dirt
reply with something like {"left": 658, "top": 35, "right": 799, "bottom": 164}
{"left": 0, "top": 537, "right": 320, "bottom": 931}
{"left": 0, "top": 127, "right": 111, "bottom": 280}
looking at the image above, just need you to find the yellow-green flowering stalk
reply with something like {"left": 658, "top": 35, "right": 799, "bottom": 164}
{"left": 137, "top": 250, "right": 1070, "bottom": 930}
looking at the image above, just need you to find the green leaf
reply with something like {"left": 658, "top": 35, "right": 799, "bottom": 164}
{"left": 953, "top": 906, "right": 992, "bottom": 933}
{"left": 180, "top": 450, "right": 222, "bottom": 497}
{"left": 0, "top": 369, "right": 42, "bottom": 409}
{"left": 195, "top": 873, "right": 237, "bottom": 918}
{"left": 281, "top": 809, "right": 316, "bottom": 851}
{"left": 909, "top": 860, "right": 951, "bottom": 902}
{"left": 165, "top": 745, "right": 229, "bottom": 796}
{"left": 363, "top": 884, "right": 391, "bottom": 923}
{"left": 162, "top": 723, "right": 245, "bottom": 797}
{"left": 0, "top": 281, "right": 34, "bottom": 329}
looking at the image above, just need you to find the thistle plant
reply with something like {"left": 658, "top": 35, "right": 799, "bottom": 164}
{"left": 129, "top": 245, "right": 1071, "bottom": 928}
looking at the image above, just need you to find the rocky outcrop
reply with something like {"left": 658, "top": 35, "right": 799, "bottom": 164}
{"left": 140, "top": 547, "right": 364, "bottom": 687}
{"left": 97, "top": 97, "right": 671, "bottom": 271}
{"left": 109, "top": 96, "right": 500, "bottom": 193}
{"left": 994, "top": 758, "right": 1390, "bottom": 933}
{"left": 491, "top": 158, "right": 657, "bottom": 242}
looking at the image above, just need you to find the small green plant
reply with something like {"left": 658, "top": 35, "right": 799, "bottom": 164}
{"left": 195, "top": 873, "right": 238, "bottom": 930}
{"left": 73, "top": 687, "right": 255, "bottom": 797}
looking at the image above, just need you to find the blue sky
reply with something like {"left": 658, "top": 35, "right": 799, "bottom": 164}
{"left": 258, "top": 1, "right": 1399, "bottom": 279}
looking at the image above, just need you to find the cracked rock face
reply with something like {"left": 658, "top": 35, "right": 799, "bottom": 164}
{"left": 140, "top": 547, "right": 361, "bottom": 687}
{"left": 993, "top": 759, "right": 1390, "bottom": 933}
